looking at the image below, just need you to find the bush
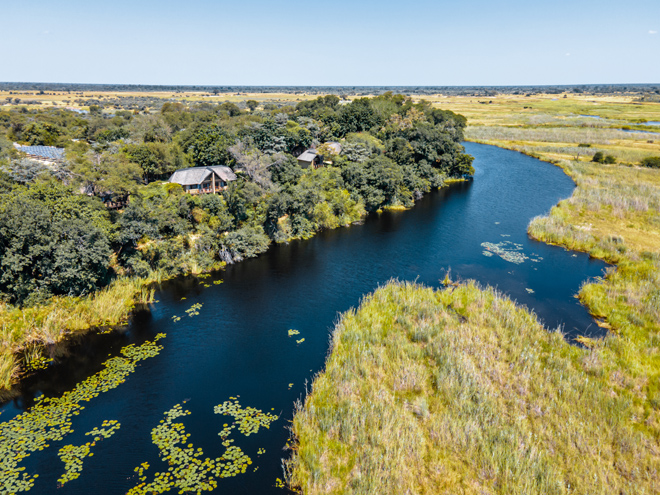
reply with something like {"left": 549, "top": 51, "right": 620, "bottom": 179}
{"left": 592, "top": 151, "right": 604, "bottom": 163}
{"left": 641, "top": 156, "right": 660, "bottom": 168}
{"left": 220, "top": 225, "right": 271, "bottom": 263}
{"left": 603, "top": 155, "right": 616, "bottom": 164}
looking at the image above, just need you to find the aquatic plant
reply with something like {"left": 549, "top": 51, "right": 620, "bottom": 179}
{"left": 57, "top": 420, "right": 121, "bottom": 485}
{"left": 0, "top": 335, "right": 165, "bottom": 494}
{"left": 129, "top": 400, "right": 278, "bottom": 494}
{"left": 0, "top": 276, "right": 157, "bottom": 390}
{"left": 296, "top": 338, "right": 305, "bottom": 344}
{"left": 288, "top": 329, "right": 300, "bottom": 337}
{"left": 185, "top": 303, "right": 203, "bottom": 317}
{"left": 214, "top": 399, "right": 278, "bottom": 437}
{"left": 480, "top": 241, "right": 542, "bottom": 264}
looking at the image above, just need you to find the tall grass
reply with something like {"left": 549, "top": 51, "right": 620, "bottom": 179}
{"left": 0, "top": 277, "right": 155, "bottom": 389}
{"left": 466, "top": 125, "right": 659, "bottom": 146}
{"left": 288, "top": 99, "right": 660, "bottom": 494}
{"left": 286, "top": 281, "right": 660, "bottom": 494}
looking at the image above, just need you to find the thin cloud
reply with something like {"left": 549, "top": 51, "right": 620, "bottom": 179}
{"left": 650, "top": 30, "right": 658, "bottom": 34}
{"left": 565, "top": 53, "right": 571, "bottom": 56}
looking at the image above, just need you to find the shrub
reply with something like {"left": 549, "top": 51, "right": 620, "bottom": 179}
{"left": 641, "top": 156, "right": 660, "bottom": 168}
{"left": 603, "top": 154, "right": 616, "bottom": 164}
{"left": 592, "top": 151, "right": 604, "bottom": 163}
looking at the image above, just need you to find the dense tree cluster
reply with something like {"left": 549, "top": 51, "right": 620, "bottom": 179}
{"left": 0, "top": 93, "right": 473, "bottom": 307}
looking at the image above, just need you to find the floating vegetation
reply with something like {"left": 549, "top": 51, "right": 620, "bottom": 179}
{"left": 214, "top": 399, "right": 278, "bottom": 437}
{"left": 525, "top": 288, "right": 535, "bottom": 294}
{"left": 203, "top": 284, "right": 211, "bottom": 288}
{"left": 171, "top": 316, "right": 182, "bottom": 323}
{"left": 288, "top": 383, "right": 294, "bottom": 389}
{"left": 24, "top": 356, "right": 53, "bottom": 371}
{"left": 481, "top": 241, "right": 542, "bottom": 264}
{"left": 185, "top": 303, "right": 203, "bottom": 317}
{"left": 128, "top": 400, "right": 278, "bottom": 494}
{"left": 213, "top": 280, "right": 223, "bottom": 285}
{"left": 296, "top": 338, "right": 305, "bottom": 344}
{"left": 288, "top": 329, "right": 300, "bottom": 337}
{"left": 275, "top": 478, "right": 285, "bottom": 488}
{"left": 257, "top": 448, "right": 265, "bottom": 455}
{"left": 180, "top": 297, "right": 186, "bottom": 301}
{"left": 57, "top": 420, "right": 121, "bottom": 486}
{"left": 500, "top": 234, "right": 511, "bottom": 237}
{"left": 0, "top": 335, "right": 165, "bottom": 494}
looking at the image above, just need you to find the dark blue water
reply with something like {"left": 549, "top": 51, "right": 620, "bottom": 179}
{"left": 1, "top": 143, "right": 607, "bottom": 494}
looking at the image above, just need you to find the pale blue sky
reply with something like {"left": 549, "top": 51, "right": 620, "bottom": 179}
{"left": 1, "top": 0, "right": 658, "bottom": 85}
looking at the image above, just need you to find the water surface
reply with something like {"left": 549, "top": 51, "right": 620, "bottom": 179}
{"left": 1, "top": 143, "right": 608, "bottom": 494}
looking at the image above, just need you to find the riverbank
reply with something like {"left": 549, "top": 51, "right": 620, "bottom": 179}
{"left": 286, "top": 281, "right": 660, "bottom": 493}
{"left": 287, "top": 96, "right": 660, "bottom": 493}
{"left": 0, "top": 276, "right": 156, "bottom": 391}
{"left": 0, "top": 176, "right": 457, "bottom": 393}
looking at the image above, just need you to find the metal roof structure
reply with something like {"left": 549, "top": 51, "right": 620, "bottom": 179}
{"left": 297, "top": 149, "right": 318, "bottom": 162}
{"left": 325, "top": 142, "right": 343, "bottom": 154}
{"left": 13, "top": 144, "right": 66, "bottom": 161}
{"left": 169, "top": 166, "right": 237, "bottom": 186}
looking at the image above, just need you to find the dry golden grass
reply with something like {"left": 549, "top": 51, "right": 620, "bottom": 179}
{"left": 0, "top": 277, "right": 155, "bottom": 389}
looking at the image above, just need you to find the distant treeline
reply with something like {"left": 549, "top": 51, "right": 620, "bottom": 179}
{"left": 1, "top": 82, "right": 659, "bottom": 97}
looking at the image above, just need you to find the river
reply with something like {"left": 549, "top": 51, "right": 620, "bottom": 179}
{"left": 0, "top": 143, "right": 607, "bottom": 494}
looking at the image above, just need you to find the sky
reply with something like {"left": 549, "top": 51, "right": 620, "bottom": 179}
{"left": 0, "top": 0, "right": 658, "bottom": 86}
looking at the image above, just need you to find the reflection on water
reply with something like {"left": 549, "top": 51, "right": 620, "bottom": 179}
{"left": 1, "top": 143, "right": 607, "bottom": 495}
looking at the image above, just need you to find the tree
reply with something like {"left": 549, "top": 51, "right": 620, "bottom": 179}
{"left": 246, "top": 100, "right": 259, "bottom": 112}
{"left": 338, "top": 98, "right": 383, "bottom": 135}
{"left": 122, "top": 142, "right": 186, "bottom": 183}
{"left": 69, "top": 150, "right": 143, "bottom": 198}
{"left": 229, "top": 141, "right": 285, "bottom": 190}
{"left": 592, "top": 152, "right": 604, "bottom": 163}
{"left": 0, "top": 182, "right": 113, "bottom": 306}
{"left": 185, "top": 124, "right": 235, "bottom": 167}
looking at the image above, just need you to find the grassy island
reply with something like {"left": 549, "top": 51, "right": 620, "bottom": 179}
{"left": 286, "top": 281, "right": 659, "bottom": 494}
{"left": 287, "top": 93, "right": 660, "bottom": 494}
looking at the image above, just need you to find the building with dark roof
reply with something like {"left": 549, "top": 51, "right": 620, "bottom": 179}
{"left": 168, "top": 166, "right": 237, "bottom": 194}
{"left": 297, "top": 149, "right": 323, "bottom": 169}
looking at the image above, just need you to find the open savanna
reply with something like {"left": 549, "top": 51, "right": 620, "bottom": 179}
{"left": 0, "top": 89, "right": 334, "bottom": 111}
{"left": 287, "top": 95, "right": 660, "bottom": 493}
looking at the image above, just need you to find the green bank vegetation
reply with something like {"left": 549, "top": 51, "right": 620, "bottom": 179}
{"left": 0, "top": 93, "right": 473, "bottom": 390}
{"left": 287, "top": 95, "right": 660, "bottom": 493}
{"left": 286, "top": 281, "right": 660, "bottom": 494}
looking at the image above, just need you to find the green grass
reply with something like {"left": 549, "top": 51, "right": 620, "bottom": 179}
{"left": 287, "top": 95, "right": 660, "bottom": 494}
{"left": 0, "top": 277, "right": 155, "bottom": 390}
{"left": 286, "top": 281, "right": 660, "bottom": 494}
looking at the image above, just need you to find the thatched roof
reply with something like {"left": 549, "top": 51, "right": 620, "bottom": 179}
{"left": 169, "top": 166, "right": 236, "bottom": 186}
{"left": 297, "top": 149, "right": 318, "bottom": 162}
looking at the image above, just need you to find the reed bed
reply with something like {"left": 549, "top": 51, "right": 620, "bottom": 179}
{"left": 286, "top": 281, "right": 660, "bottom": 494}
{"left": 288, "top": 98, "right": 660, "bottom": 494}
{"left": 466, "top": 125, "right": 659, "bottom": 146}
{"left": 0, "top": 277, "right": 155, "bottom": 389}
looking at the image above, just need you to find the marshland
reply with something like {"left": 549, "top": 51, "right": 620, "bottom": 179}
{"left": 1, "top": 87, "right": 659, "bottom": 494}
